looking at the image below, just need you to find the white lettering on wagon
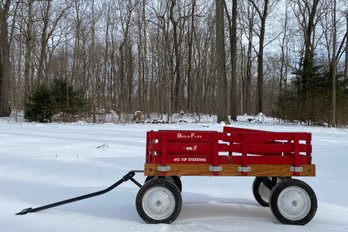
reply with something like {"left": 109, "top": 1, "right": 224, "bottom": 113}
{"left": 184, "top": 145, "right": 198, "bottom": 151}
{"left": 177, "top": 133, "right": 203, "bottom": 139}
{"left": 173, "top": 157, "right": 207, "bottom": 162}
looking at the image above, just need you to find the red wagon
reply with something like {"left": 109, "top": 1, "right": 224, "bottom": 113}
{"left": 17, "top": 126, "right": 317, "bottom": 225}
{"left": 138, "top": 126, "right": 317, "bottom": 225}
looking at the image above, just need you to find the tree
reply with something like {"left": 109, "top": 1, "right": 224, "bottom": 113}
{"left": 37, "top": 0, "right": 70, "bottom": 86}
{"left": 248, "top": 0, "right": 274, "bottom": 114}
{"left": 25, "top": 85, "right": 53, "bottom": 122}
{"left": 345, "top": 11, "right": 348, "bottom": 81}
{"left": 25, "top": 79, "right": 87, "bottom": 122}
{"left": 225, "top": 0, "right": 238, "bottom": 121}
{"left": 3, "top": 0, "right": 347, "bottom": 125}
{"left": 291, "top": 0, "right": 320, "bottom": 123}
{"left": 50, "top": 79, "right": 86, "bottom": 115}
{"left": 0, "top": 0, "right": 11, "bottom": 116}
{"left": 24, "top": 0, "right": 34, "bottom": 112}
{"left": 330, "top": 0, "right": 337, "bottom": 127}
{"left": 215, "top": 0, "right": 228, "bottom": 122}
{"left": 240, "top": 2, "right": 256, "bottom": 115}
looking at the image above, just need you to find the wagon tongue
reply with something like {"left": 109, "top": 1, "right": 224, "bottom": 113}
{"left": 16, "top": 208, "right": 33, "bottom": 215}
{"left": 16, "top": 170, "right": 143, "bottom": 215}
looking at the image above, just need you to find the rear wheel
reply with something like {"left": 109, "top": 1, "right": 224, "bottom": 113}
{"left": 253, "top": 177, "right": 282, "bottom": 207}
{"left": 269, "top": 179, "right": 317, "bottom": 225}
{"left": 136, "top": 178, "right": 182, "bottom": 224}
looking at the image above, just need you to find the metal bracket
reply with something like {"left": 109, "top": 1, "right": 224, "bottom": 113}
{"left": 157, "top": 165, "right": 171, "bottom": 172}
{"left": 290, "top": 166, "right": 303, "bottom": 173}
{"left": 238, "top": 166, "right": 251, "bottom": 172}
{"left": 209, "top": 166, "right": 222, "bottom": 172}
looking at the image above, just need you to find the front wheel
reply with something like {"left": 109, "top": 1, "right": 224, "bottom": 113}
{"left": 136, "top": 178, "right": 182, "bottom": 224}
{"left": 269, "top": 179, "right": 317, "bottom": 225}
{"left": 145, "top": 176, "right": 182, "bottom": 192}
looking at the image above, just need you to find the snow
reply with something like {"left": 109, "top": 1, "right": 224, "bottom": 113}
{"left": 1, "top": 117, "right": 348, "bottom": 232}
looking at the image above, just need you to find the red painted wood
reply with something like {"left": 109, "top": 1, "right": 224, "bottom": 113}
{"left": 145, "top": 127, "right": 313, "bottom": 176}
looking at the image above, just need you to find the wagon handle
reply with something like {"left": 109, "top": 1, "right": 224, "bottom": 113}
{"left": 16, "top": 170, "right": 144, "bottom": 215}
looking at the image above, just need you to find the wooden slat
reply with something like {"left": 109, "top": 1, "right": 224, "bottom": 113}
{"left": 144, "top": 163, "right": 316, "bottom": 177}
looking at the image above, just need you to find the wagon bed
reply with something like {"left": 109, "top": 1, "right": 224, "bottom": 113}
{"left": 145, "top": 126, "right": 315, "bottom": 177}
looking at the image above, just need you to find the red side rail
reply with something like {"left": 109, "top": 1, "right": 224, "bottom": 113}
{"left": 146, "top": 127, "right": 313, "bottom": 175}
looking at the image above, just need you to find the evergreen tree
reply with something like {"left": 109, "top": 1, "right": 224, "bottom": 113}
{"left": 25, "top": 79, "right": 87, "bottom": 122}
{"left": 25, "top": 85, "right": 53, "bottom": 122}
{"left": 50, "top": 79, "right": 87, "bottom": 115}
{"left": 278, "top": 55, "right": 330, "bottom": 125}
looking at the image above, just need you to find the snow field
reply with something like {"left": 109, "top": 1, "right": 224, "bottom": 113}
{"left": 0, "top": 120, "right": 348, "bottom": 232}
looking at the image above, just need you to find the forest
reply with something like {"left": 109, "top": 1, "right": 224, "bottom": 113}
{"left": 0, "top": 0, "right": 347, "bottom": 125}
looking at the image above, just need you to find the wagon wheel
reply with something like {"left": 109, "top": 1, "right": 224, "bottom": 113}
{"left": 136, "top": 178, "right": 182, "bottom": 224}
{"left": 145, "top": 176, "right": 182, "bottom": 192}
{"left": 252, "top": 177, "right": 290, "bottom": 207}
{"left": 252, "top": 177, "right": 279, "bottom": 207}
{"left": 269, "top": 179, "right": 317, "bottom": 225}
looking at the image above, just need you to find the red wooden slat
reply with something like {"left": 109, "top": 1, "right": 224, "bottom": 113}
{"left": 161, "top": 132, "right": 167, "bottom": 176}
{"left": 146, "top": 131, "right": 150, "bottom": 163}
{"left": 145, "top": 128, "right": 313, "bottom": 168}
{"left": 245, "top": 143, "right": 311, "bottom": 154}
{"left": 231, "top": 156, "right": 310, "bottom": 165}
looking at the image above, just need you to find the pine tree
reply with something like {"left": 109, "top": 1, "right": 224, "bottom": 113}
{"left": 25, "top": 79, "right": 87, "bottom": 122}
{"left": 25, "top": 85, "right": 53, "bottom": 122}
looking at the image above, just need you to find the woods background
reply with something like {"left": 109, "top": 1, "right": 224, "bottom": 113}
{"left": 0, "top": 0, "right": 347, "bottom": 125}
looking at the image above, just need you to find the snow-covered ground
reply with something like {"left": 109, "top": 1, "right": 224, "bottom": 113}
{"left": 1, "top": 117, "right": 348, "bottom": 232}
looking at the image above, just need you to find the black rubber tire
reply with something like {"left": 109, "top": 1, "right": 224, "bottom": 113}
{"left": 136, "top": 178, "right": 182, "bottom": 224}
{"left": 269, "top": 179, "right": 317, "bottom": 225}
{"left": 145, "top": 176, "right": 182, "bottom": 192}
{"left": 252, "top": 177, "right": 279, "bottom": 207}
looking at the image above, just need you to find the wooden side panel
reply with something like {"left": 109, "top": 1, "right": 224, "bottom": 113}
{"left": 145, "top": 163, "right": 316, "bottom": 177}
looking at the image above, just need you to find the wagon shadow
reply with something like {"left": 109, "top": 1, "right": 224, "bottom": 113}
{"left": 60, "top": 189, "right": 272, "bottom": 223}
{"left": 177, "top": 192, "right": 272, "bottom": 223}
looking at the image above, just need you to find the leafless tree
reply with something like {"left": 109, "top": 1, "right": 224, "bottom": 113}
{"left": 0, "top": 0, "right": 11, "bottom": 116}
{"left": 216, "top": 0, "right": 228, "bottom": 122}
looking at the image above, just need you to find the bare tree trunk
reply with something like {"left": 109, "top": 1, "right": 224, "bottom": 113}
{"left": 225, "top": 0, "right": 238, "bottom": 121}
{"left": 216, "top": 0, "right": 228, "bottom": 122}
{"left": 0, "top": 0, "right": 12, "bottom": 116}
{"left": 279, "top": 1, "right": 289, "bottom": 93}
{"left": 137, "top": 6, "right": 143, "bottom": 111}
{"left": 126, "top": 38, "right": 133, "bottom": 112}
{"left": 297, "top": 0, "right": 320, "bottom": 122}
{"left": 248, "top": 0, "right": 271, "bottom": 114}
{"left": 170, "top": 0, "right": 182, "bottom": 113}
{"left": 91, "top": 0, "right": 96, "bottom": 123}
{"left": 24, "top": 0, "right": 34, "bottom": 112}
{"left": 38, "top": 1, "right": 51, "bottom": 86}
{"left": 345, "top": 11, "right": 348, "bottom": 80}
{"left": 331, "top": 0, "right": 337, "bottom": 127}
{"left": 245, "top": 6, "right": 254, "bottom": 115}
{"left": 142, "top": 0, "right": 149, "bottom": 115}
{"left": 187, "top": 0, "right": 196, "bottom": 113}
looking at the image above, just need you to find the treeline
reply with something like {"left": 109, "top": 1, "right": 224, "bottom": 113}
{"left": 0, "top": 0, "right": 347, "bottom": 125}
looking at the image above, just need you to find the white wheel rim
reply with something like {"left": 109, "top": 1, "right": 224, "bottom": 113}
{"left": 259, "top": 182, "right": 271, "bottom": 203}
{"left": 277, "top": 186, "right": 311, "bottom": 221}
{"left": 142, "top": 186, "right": 176, "bottom": 220}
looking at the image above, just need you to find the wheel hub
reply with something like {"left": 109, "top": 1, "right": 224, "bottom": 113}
{"left": 142, "top": 186, "right": 176, "bottom": 220}
{"left": 277, "top": 186, "right": 311, "bottom": 221}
